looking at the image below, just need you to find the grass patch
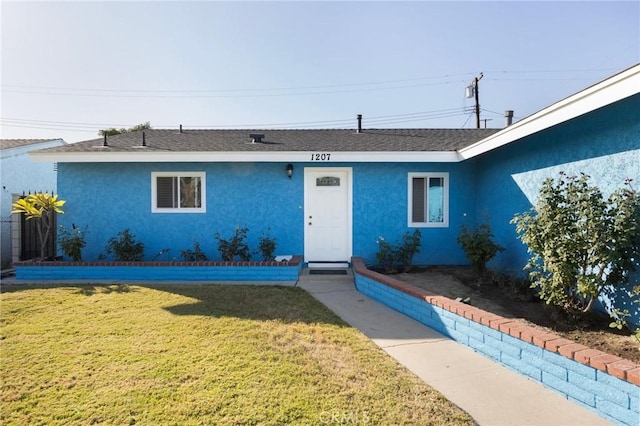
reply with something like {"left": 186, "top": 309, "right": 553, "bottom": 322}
{"left": 1, "top": 284, "right": 473, "bottom": 425}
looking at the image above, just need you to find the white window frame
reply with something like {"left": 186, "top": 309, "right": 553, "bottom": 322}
{"left": 407, "top": 172, "right": 449, "bottom": 228}
{"left": 151, "top": 171, "right": 206, "bottom": 213}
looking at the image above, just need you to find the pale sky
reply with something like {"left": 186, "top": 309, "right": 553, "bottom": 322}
{"left": 1, "top": 1, "right": 638, "bottom": 143}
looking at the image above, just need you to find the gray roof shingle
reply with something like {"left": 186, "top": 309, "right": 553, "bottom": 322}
{"left": 35, "top": 128, "right": 501, "bottom": 153}
{"left": 0, "top": 139, "right": 64, "bottom": 150}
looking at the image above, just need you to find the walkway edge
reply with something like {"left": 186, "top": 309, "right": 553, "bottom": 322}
{"left": 298, "top": 275, "right": 612, "bottom": 425}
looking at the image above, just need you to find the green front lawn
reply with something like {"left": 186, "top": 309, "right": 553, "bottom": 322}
{"left": 1, "top": 284, "right": 472, "bottom": 425}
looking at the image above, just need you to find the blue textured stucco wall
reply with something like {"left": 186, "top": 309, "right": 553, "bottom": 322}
{"left": 473, "top": 93, "right": 640, "bottom": 273}
{"left": 352, "top": 162, "right": 476, "bottom": 266}
{"left": 57, "top": 161, "right": 476, "bottom": 265}
{"left": 472, "top": 93, "right": 640, "bottom": 324}
{"left": 58, "top": 162, "right": 304, "bottom": 261}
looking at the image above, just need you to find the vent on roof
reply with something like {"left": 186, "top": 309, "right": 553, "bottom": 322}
{"left": 357, "top": 114, "right": 362, "bottom": 133}
{"left": 250, "top": 133, "right": 265, "bottom": 143}
{"left": 505, "top": 110, "right": 514, "bottom": 127}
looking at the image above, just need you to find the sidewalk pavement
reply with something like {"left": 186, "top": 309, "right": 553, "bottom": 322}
{"left": 297, "top": 273, "right": 611, "bottom": 426}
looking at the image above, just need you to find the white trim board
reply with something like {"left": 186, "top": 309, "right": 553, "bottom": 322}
{"left": 29, "top": 150, "right": 463, "bottom": 163}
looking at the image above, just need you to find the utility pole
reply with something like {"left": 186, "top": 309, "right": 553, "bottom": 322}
{"left": 473, "top": 73, "right": 483, "bottom": 129}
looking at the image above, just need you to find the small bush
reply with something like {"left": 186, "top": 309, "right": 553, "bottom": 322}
{"left": 376, "top": 229, "right": 422, "bottom": 273}
{"left": 180, "top": 241, "right": 208, "bottom": 261}
{"left": 609, "top": 285, "right": 640, "bottom": 343}
{"left": 397, "top": 229, "right": 422, "bottom": 272}
{"left": 375, "top": 236, "right": 397, "bottom": 273}
{"left": 215, "top": 227, "right": 251, "bottom": 261}
{"left": 105, "top": 229, "right": 144, "bottom": 261}
{"left": 258, "top": 229, "right": 277, "bottom": 261}
{"left": 58, "top": 224, "right": 87, "bottom": 262}
{"left": 457, "top": 221, "right": 504, "bottom": 274}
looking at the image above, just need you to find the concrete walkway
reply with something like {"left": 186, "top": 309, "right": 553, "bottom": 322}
{"left": 297, "top": 270, "right": 611, "bottom": 426}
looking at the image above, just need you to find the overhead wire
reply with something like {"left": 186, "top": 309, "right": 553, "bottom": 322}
{"left": 1, "top": 107, "right": 473, "bottom": 132}
{"left": 1, "top": 80, "right": 469, "bottom": 99}
{"left": 2, "top": 67, "right": 616, "bottom": 133}
{"left": 0, "top": 72, "right": 475, "bottom": 98}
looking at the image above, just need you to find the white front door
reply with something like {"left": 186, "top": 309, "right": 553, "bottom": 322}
{"left": 304, "top": 168, "right": 352, "bottom": 263}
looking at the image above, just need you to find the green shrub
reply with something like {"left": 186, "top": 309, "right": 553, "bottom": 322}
{"left": 609, "top": 285, "right": 640, "bottom": 343}
{"left": 511, "top": 173, "right": 640, "bottom": 315}
{"left": 258, "top": 229, "right": 277, "bottom": 261}
{"left": 215, "top": 227, "right": 251, "bottom": 261}
{"left": 58, "top": 224, "right": 87, "bottom": 262}
{"left": 376, "top": 229, "right": 422, "bottom": 273}
{"left": 105, "top": 229, "right": 145, "bottom": 261}
{"left": 457, "top": 221, "right": 504, "bottom": 274}
{"left": 397, "top": 229, "right": 422, "bottom": 272}
{"left": 375, "top": 236, "right": 397, "bottom": 273}
{"left": 180, "top": 240, "right": 208, "bottom": 261}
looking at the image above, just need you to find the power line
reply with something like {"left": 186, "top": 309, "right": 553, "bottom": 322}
{"left": 1, "top": 80, "right": 469, "bottom": 99}
{"left": 0, "top": 107, "right": 473, "bottom": 133}
{"left": 484, "top": 67, "right": 623, "bottom": 75}
{"left": 0, "top": 73, "right": 475, "bottom": 95}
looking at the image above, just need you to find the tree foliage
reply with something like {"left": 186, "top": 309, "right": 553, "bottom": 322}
{"left": 11, "top": 193, "right": 65, "bottom": 261}
{"left": 511, "top": 172, "right": 640, "bottom": 315}
{"left": 99, "top": 122, "right": 151, "bottom": 137}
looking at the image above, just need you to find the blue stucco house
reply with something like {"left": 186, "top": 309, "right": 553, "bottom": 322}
{"left": 30, "top": 64, "right": 638, "bottom": 279}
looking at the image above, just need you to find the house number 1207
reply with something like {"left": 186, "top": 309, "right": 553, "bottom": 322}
{"left": 311, "top": 153, "right": 331, "bottom": 161}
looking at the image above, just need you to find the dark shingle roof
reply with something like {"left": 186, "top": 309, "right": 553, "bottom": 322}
{"left": 0, "top": 139, "right": 64, "bottom": 150}
{"left": 36, "top": 128, "right": 501, "bottom": 153}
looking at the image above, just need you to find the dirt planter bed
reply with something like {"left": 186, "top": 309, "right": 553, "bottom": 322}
{"left": 13, "top": 256, "right": 303, "bottom": 283}
{"left": 351, "top": 257, "right": 639, "bottom": 426}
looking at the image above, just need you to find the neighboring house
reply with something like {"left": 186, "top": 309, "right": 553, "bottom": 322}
{"left": 30, "top": 65, "right": 639, "bottom": 316}
{"left": 0, "top": 138, "right": 66, "bottom": 267}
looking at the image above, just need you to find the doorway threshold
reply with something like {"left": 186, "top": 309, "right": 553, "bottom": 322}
{"left": 307, "top": 262, "right": 350, "bottom": 269}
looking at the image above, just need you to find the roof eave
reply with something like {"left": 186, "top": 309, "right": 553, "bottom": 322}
{"left": 459, "top": 64, "right": 640, "bottom": 160}
{"left": 29, "top": 150, "right": 464, "bottom": 163}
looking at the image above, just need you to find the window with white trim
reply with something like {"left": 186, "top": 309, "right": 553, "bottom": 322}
{"left": 151, "top": 172, "right": 206, "bottom": 213}
{"left": 408, "top": 172, "right": 449, "bottom": 227}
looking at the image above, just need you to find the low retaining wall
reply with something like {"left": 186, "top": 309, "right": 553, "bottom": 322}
{"left": 351, "top": 257, "right": 640, "bottom": 426}
{"left": 14, "top": 256, "right": 303, "bottom": 282}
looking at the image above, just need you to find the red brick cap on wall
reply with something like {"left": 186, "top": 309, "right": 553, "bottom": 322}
{"left": 351, "top": 257, "right": 640, "bottom": 386}
{"left": 15, "top": 255, "right": 303, "bottom": 267}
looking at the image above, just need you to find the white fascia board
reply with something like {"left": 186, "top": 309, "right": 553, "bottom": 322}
{"left": 459, "top": 64, "right": 640, "bottom": 160}
{"left": 1, "top": 139, "right": 66, "bottom": 159}
{"left": 30, "top": 150, "right": 463, "bottom": 163}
